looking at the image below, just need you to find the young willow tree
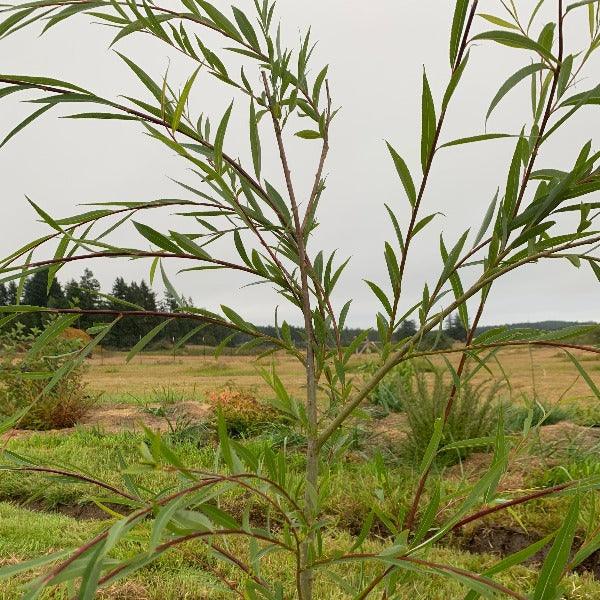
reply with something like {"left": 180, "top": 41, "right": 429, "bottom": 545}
{"left": 2, "top": 0, "right": 600, "bottom": 598}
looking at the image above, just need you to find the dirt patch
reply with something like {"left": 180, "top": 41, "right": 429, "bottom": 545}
{"left": 6, "top": 498, "right": 113, "bottom": 521}
{"left": 83, "top": 400, "right": 211, "bottom": 433}
{"left": 460, "top": 525, "right": 600, "bottom": 579}
{"left": 1, "top": 401, "right": 213, "bottom": 441}
{"left": 537, "top": 421, "right": 600, "bottom": 453}
{"left": 369, "top": 412, "right": 408, "bottom": 447}
{"left": 446, "top": 451, "right": 545, "bottom": 491}
{"left": 461, "top": 525, "right": 548, "bottom": 564}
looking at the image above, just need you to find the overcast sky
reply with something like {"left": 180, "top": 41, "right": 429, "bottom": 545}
{"left": 1, "top": 1, "right": 599, "bottom": 328}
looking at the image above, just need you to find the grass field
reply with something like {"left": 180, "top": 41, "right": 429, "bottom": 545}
{"left": 88, "top": 345, "right": 599, "bottom": 406}
{"left": 1, "top": 346, "right": 600, "bottom": 598}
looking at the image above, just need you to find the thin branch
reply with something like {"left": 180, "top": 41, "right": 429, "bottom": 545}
{"left": 388, "top": 0, "right": 479, "bottom": 334}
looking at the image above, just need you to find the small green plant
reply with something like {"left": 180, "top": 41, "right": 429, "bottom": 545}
{"left": 163, "top": 413, "right": 213, "bottom": 448}
{"left": 400, "top": 367, "right": 503, "bottom": 465}
{"left": 533, "top": 454, "right": 600, "bottom": 488}
{"left": 0, "top": 322, "right": 94, "bottom": 430}
{"left": 151, "top": 385, "right": 186, "bottom": 406}
{"left": 569, "top": 404, "right": 600, "bottom": 427}
{"left": 504, "top": 399, "right": 571, "bottom": 433}
{"left": 363, "top": 361, "right": 413, "bottom": 414}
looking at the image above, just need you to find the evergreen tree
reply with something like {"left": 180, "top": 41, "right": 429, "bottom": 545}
{"left": 398, "top": 319, "right": 417, "bottom": 339}
{"left": 5, "top": 282, "right": 17, "bottom": 305}
{"left": 21, "top": 269, "right": 66, "bottom": 329}
{"left": 64, "top": 268, "right": 102, "bottom": 331}
{"left": 445, "top": 313, "right": 467, "bottom": 343}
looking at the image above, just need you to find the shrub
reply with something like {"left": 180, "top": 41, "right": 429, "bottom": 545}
{"left": 400, "top": 367, "right": 503, "bottom": 466}
{"left": 0, "top": 322, "right": 94, "bottom": 430}
{"left": 206, "top": 383, "right": 278, "bottom": 437}
{"left": 504, "top": 399, "right": 571, "bottom": 433}
{"left": 364, "top": 361, "right": 413, "bottom": 414}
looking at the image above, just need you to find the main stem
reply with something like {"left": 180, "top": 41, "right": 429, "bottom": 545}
{"left": 261, "top": 73, "right": 318, "bottom": 600}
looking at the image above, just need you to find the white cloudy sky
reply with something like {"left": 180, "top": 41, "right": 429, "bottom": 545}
{"left": 1, "top": 1, "right": 599, "bottom": 327}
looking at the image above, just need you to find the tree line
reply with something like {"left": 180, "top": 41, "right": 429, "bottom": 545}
{"left": 0, "top": 268, "right": 467, "bottom": 350}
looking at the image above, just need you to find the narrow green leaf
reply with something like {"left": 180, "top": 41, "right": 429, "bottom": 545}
{"left": 566, "top": 0, "right": 600, "bottom": 15}
{"left": 214, "top": 101, "right": 233, "bottom": 172}
{"left": 478, "top": 13, "right": 519, "bottom": 29}
{"left": 0, "top": 7, "right": 35, "bottom": 37}
{"left": 42, "top": 2, "right": 103, "bottom": 34}
{"left": 249, "top": 99, "right": 261, "bottom": 178}
{"left": 439, "top": 133, "right": 512, "bottom": 148}
{"left": 533, "top": 496, "right": 580, "bottom": 600}
{"left": 472, "top": 30, "right": 557, "bottom": 62}
{"left": 170, "top": 231, "right": 211, "bottom": 259}
{"left": 450, "top": 0, "right": 469, "bottom": 66}
{"left": 421, "top": 69, "right": 437, "bottom": 173}
{"left": 63, "top": 112, "right": 138, "bottom": 121}
{"left": 420, "top": 417, "right": 444, "bottom": 473}
{"left": 0, "top": 104, "right": 53, "bottom": 148}
{"left": 232, "top": 7, "right": 260, "bottom": 50}
{"left": 566, "top": 351, "right": 600, "bottom": 399}
{"left": 588, "top": 259, "right": 600, "bottom": 283}
{"left": 386, "top": 142, "right": 417, "bottom": 206}
{"left": 487, "top": 63, "right": 546, "bottom": 121}
{"left": 126, "top": 319, "right": 173, "bottom": 363}
{"left": 196, "top": 1, "right": 242, "bottom": 41}
{"left": 365, "top": 280, "right": 392, "bottom": 317}
{"left": 442, "top": 51, "right": 470, "bottom": 111}
{"left": 557, "top": 55, "right": 574, "bottom": 98}
{"left": 117, "top": 52, "right": 163, "bottom": 103}
{"left": 473, "top": 189, "right": 498, "bottom": 247}
{"left": 133, "top": 221, "right": 180, "bottom": 253}
{"left": 295, "top": 129, "right": 321, "bottom": 139}
{"left": 172, "top": 66, "right": 200, "bottom": 132}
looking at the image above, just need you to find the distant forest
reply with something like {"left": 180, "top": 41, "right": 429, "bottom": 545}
{"left": 0, "top": 268, "right": 595, "bottom": 350}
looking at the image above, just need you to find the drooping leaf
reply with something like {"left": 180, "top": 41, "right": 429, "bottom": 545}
{"left": 386, "top": 142, "right": 417, "bottom": 206}
{"left": 486, "top": 63, "right": 546, "bottom": 121}
{"left": 472, "top": 30, "right": 557, "bottom": 63}
{"left": 439, "top": 133, "right": 512, "bottom": 149}
{"left": 133, "top": 221, "right": 180, "bottom": 253}
{"left": 232, "top": 7, "right": 260, "bottom": 50}
{"left": 0, "top": 104, "right": 53, "bottom": 148}
{"left": 126, "top": 319, "right": 173, "bottom": 362}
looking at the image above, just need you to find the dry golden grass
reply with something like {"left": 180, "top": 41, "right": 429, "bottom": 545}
{"left": 87, "top": 350, "right": 310, "bottom": 402}
{"left": 85, "top": 346, "right": 600, "bottom": 409}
